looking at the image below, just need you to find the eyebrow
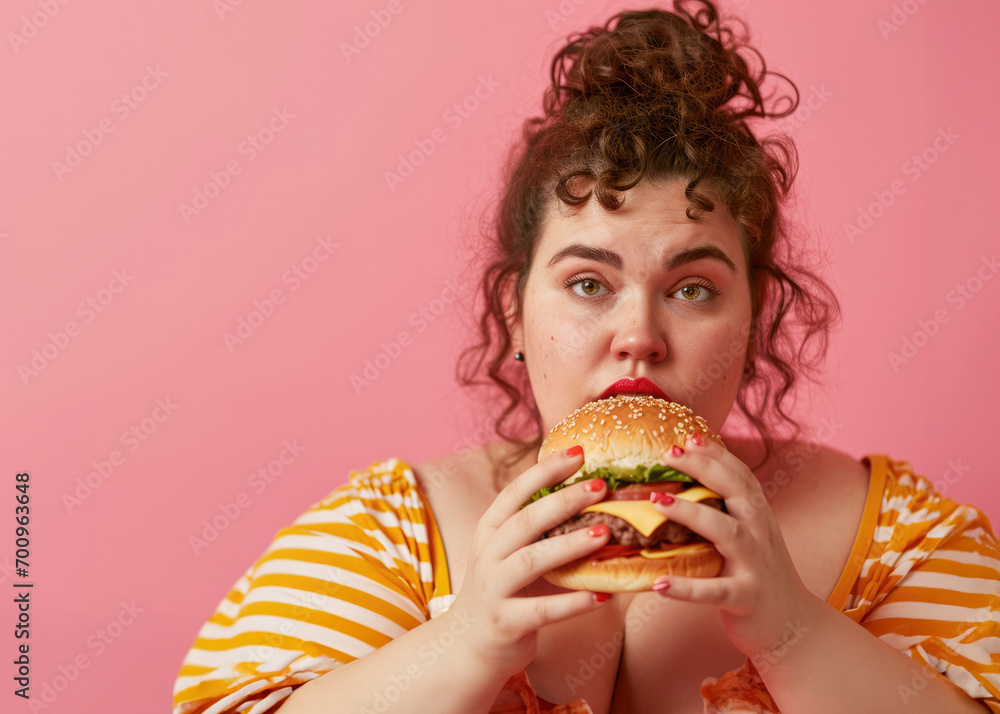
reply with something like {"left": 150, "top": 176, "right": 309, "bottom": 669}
{"left": 545, "top": 242, "right": 738, "bottom": 274}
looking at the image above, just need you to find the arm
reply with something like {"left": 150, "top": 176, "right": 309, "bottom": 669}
{"left": 280, "top": 448, "right": 615, "bottom": 713}
{"left": 175, "top": 454, "right": 612, "bottom": 713}
{"left": 651, "top": 439, "right": 999, "bottom": 713}
{"left": 276, "top": 608, "right": 510, "bottom": 713}
{"left": 747, "top": 592, "right": 992, "bottom": 713}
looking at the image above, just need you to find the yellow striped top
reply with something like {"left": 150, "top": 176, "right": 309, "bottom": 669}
{"left": 172, "top": 455, "right": 1000, "bottom": 713}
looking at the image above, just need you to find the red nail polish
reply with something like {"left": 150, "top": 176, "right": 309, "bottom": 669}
{"left": 587, "top": 523, "right": 608, "bottom": 537}
{"left": 565, "top": 445, "right": 584, "bottom": 458}
{"left": 593, "top": 592, "right": 610, "bottom": 603}
{"left": 691, "top": 432, "right": 705, "bottom": 446}
{"left": 650, "top": 492, "right": 674, "bottom": 505}
{"left": 652, "top": 579, "right": 670, "bottom": 593}
{"left": 584, "top": 478, "right": 605, "bottom": 492}
{"left": 671, "top": 444, "right": 685, "bottom": 457}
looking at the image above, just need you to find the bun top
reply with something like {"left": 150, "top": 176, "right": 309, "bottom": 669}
{"left": 539, "top": 395, "right": 723, "bottom": 485}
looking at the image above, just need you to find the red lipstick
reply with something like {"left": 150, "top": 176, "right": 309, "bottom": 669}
{"left": 599, "top": 377, "right": 669, "bottom": 401}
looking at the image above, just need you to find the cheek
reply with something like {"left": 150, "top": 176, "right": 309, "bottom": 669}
{"left": 676, "top": 323, "right": 750, "bottom": 411}
{"left": 526, "top": 330, "right": 583, "bottom": 381}
{"left": 524, "top": 306, "right": 592, "bottom": 361}
{"left": 698, "top": 324, "right": 750, "bottom": 373}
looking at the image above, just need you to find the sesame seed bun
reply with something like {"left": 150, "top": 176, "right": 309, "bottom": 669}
{"left": 543, "top": 542, "right": 724, "bottom": 591}
{"left": 537, "top": 395, "right": 725, "bottom": 485}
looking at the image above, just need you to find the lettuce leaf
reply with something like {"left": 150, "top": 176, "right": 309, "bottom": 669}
{"left": 520, "top": 464, "right": 693, "bottom": 509}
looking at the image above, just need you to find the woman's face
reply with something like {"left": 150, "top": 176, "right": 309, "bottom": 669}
{"left": 511, "top": 178, "right": 754, "bottom": 435}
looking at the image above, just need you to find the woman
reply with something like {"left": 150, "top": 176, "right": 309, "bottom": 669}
{"left": 172, "top": 2, "right": 1000, "bottom": 712}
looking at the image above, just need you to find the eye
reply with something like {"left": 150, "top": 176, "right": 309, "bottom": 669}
{"left": 669, "top": 281, "right": 721, "bottom": 302}
{"left": 564, "top": 275, "right": 609, "bottom": 298}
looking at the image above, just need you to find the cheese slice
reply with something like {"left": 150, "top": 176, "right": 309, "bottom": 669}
{"left": 579, "top": 486, "right": 722, "bottom": 537}
{"left": 639, "top": 543, "right": 708, "bottom": 559}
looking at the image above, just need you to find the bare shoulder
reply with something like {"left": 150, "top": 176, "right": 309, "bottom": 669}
{"left": 772, "top": 440, "right": 869, "bottom": 486}
{"left": 413, "top": 441, "right": 519, "bottom": 510}
{"left": 727, "top": 436, "right": 871, "bottom": 517}
{"left": 727, "top": 439, "right": 869, "bottom": 500}
{"left": 413, "top": 446, "right": 487, "bottom": 502}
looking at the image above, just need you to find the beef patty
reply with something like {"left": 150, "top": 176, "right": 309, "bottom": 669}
{"left": 544, "top": 498, "right": 724, "bottom": 548}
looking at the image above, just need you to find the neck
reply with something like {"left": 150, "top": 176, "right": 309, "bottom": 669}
{"left": 484, "top": 439, "right": 543, "bottom": 494}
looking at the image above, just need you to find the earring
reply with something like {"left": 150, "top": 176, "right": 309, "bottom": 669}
{"left": 514, "top": 351, "right": 524, "bottom": 362}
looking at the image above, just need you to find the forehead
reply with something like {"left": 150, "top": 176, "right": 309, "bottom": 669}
{"left": 535, "top": 179, "right": 745, "bottom": 266}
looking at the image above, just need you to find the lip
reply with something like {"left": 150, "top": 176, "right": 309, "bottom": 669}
{"left": 599, "top": 377, "right": 670, "bottom": 402}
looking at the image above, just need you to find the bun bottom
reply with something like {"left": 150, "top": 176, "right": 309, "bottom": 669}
{"left": 542, "top": 543, "right": 723, "bottom": 592}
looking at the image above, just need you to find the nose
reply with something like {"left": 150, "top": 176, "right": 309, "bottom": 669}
{"left": 609, "top": 295, "right": 667, "bottom": 363}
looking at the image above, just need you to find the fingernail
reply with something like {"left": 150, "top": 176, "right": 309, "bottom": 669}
{"left": 565, "top": 445, "right": 584, "bottom": 458}
{"left": 584, "top": 478, "right": 605, "bottom": 493}
{"left": 691, "top": 432, "right": 705, "bottom": 446}
{"left": 671, "top": 444, "right": 684, "bottom": 457}
{"left": 593, "top": 592, "right": 610, "bottom": 603}
{"left": 587, "top": 523, "right": 608, "bottom": 537}
{"left": 652, "top": 578, "right": 670, "bottom": 593}
{"left": 650, "top": 492, "right": 674, "bottom": 505}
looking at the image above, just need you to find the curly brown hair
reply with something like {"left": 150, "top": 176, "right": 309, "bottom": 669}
{"left": 455, "top": 0, "right": 839, "bottom": 488}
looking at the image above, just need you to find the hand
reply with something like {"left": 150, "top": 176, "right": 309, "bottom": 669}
{"left": 448, "top": 447, "right": 613, "bottom": 676}
{"left": 649, "top": 434, "right": 822, "bottom": 659}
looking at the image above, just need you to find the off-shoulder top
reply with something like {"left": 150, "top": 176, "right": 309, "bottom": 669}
{"left": 172, "top": 455, "right": 1000, "bottom": 713}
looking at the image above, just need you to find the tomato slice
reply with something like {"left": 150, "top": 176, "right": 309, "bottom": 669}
{"left": 605, "top": 481, "right": 685, "bottom": 501}
{"left": 588, "top": 544, "right": 642, "bottom": 560}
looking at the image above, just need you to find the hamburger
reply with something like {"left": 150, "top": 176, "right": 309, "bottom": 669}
{"left": 522, "top": 395, "right": 726, "bottom": 592}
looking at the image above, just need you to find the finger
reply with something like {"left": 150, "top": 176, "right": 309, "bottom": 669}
{"left": 684, "top": 432, "right": 762, "bottom": 486}
{"left": 491, "top": 477, "right": 607, "bottom": 562}
{"left": 649, "top": 493, "right": 756, "bottom": 563}
{"left": 481, "top": 448, "right": 587, "bottom": 529}
{"left": 661, "top": 445, "right": 758, "bottom": 501}
{"left": 652, "top": 574, "right": 748, "bottom": 613}
{"left": 502, "top": 523, "right": 611, "bottom": 593}
{"left": 506, "top": 589, "right": 612, "bottom": 632}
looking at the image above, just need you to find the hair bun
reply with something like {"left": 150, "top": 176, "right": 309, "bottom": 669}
{"left": 546, "top": 2, "right": 794, "bottom": 127}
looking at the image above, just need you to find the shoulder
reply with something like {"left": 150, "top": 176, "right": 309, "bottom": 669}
{"left": 726, "top": 436, "right": 870, "bottom": 495}
{"left": 413, "top": 442, "right": 509, "bottom": 506}
{"left": 314, "top": 458, "right": 418, "bottom": 502}
{"left": 773, "top": 441, "right": 870, "bottom": 490}
{"left": 291, "top": 458, "right": 427, "bottom": 531}
{"left": 727, "top": 437, "right": 872, "bottom": 525}
{"left": 413, "top": 440, "right": 539, "bottom": 519}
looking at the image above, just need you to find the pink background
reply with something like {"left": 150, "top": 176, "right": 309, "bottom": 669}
{"left": 1, "top": 0, "right": 997, "bottom": 710}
